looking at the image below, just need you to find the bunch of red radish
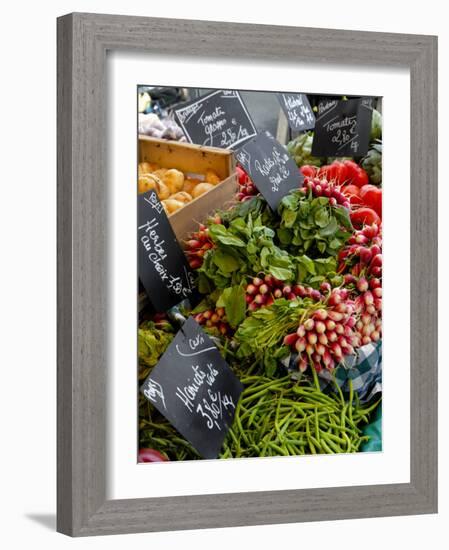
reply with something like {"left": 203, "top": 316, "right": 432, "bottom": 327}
{"left": 353, "top": 276, "right": 382, "bottom": 346}
{"left": 301, "top": 175, "right": 350, "bottom": 209}
{"left": 300, "top": 160, "right": 369, "bottom": 188}
{"left": 339, "top": 222, "right": 383, "bottom": 347}
{"left": 338, "top": 223, "right": 382, "bottom": 279}
{"left": 283, "top": 288, "right": 358, "bottom": 373}
{"left": 245, "top": 274, "right": 323, "bottom": 312}
{"left": 301, "top": 160, "right": 382, "bottom": 227}
{"left": 344, "top": 184, "right": 382, "bottom": 228}
{"left": 193, "top": 307, "right": 231, "bottom": 336}
{"left": 236, "top": 165, "right": 259, "bottom": 201}
{"left": 184, "top": 217, "right": 222, "bottom": 270}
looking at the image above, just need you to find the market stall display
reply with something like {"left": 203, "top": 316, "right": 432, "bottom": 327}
{"left": 137, "top": 91, "right": 383, "bottom": 462}
{"left": 138, "top": 136, "right": 237, "bottom": 239}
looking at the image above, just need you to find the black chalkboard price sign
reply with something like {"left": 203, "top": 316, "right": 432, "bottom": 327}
{"left": 174, "top": 90, "right": 257, "bottom": 150}
{"left": 276, "top": 92, "right": 315, "bottom": 131}
{"left": 311, "top": 97, "right": 374, "bottom": 157}
{"left": 138, "top": 190, "right": 198, "bottom": 312}
{"left": 140, "top": 317, "right": 243, "bottom": 459}
{"left": 235, "top": 131, "right": 303, "bottom": 210}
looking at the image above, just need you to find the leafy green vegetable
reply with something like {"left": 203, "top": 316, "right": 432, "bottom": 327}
{"left": 278, "top": 190, "right": 352, "bottom": 258}
{"left": 212, "top": 249, "right": 240, "bottom": 273}
{"left": 235, "top": 298, "right": 319, "bottom": 373}
{"left": 218, "top": 195, "right": 275, "bottom": 227}
{"left": 209, "top": 224, "right": 246, "bottom": 247}
{"left": 333, "top": 205, "right": 353, "bottom": 230}
{"left": 319, "top": 217, "right": 338, "bottom": 236}
{"left": 216, "top": 285, "right": 246, "bottom": 329}
{"left": 198, "top": 214, "right": 295, "bottom": 289}
{"left": 138, "top": 321, "right": 174, "bottom": 379}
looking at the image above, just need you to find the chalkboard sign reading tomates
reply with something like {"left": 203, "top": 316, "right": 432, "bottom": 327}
{"left": 140, "top": 317, "right": 243, "bottom": 459}
{"left": 311, "top": 97, "right": 373, "bottom": 157}
{"left": 235, "top": 132, "right": 303, "bottom": 210}
{"left": 174, "top": 90, "right": 257, "bottom": 150}
{"left": 276, "top": 92, "right": 315, "bottom": 131}
{"left": 138, "top": 190, "right": 198, "bottom": 312}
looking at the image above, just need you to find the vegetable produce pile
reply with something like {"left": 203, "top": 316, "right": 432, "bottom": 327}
{"left": 140, "top": 365, "right": 379, "bottom": 459}
{"left": 236, "top": 165, "right": 259, "bottom": 201}
{"left": 138, "top": 319, "right": 174, "bottom": 380}
{"left": 287, "top": 132, "right": 324, "bottom": 168}
{"left": 222, "top": 373, "right": 379, "bottom": 457}
{"left": 138, "top": 161, "right": 222, "bottom": 215}
{"left": 139, "top": 106, "right": 383, "bottom": 462}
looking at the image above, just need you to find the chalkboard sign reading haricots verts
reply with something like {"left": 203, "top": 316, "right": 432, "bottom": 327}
{"left": 174, "top": 90, "right": 257, "bottom": 149}
{"left": 140, "top": 317, "right": 243, "bottom": 459}
{"left": 311, "top": 97, "right": 374, "bottom": 157}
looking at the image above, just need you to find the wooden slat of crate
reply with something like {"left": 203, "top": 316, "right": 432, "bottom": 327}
{"left": 139, "top": 135, "right": 234, "bottom": 180}
{"left": 138, "top": 136, "right": 237, "bottom": 241}
{"left": 170, "top": 175, "right": 236, "bottom": 240}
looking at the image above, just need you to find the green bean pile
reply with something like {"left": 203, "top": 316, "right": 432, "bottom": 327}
{"left": 139, "top": 373, "right": 379, "bottom": 460}
{"left": 220, "top": 373, "right": 378, "bottom": 458}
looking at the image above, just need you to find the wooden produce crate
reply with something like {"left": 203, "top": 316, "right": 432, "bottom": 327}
{"left": 138, "top": 136, "right": 237, "bottom": 241}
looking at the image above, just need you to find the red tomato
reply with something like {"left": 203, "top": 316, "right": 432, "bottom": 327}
{"left": 138, "top": 448, "right": 169, "bottom": 463}
{"left": 317, "top": 164, "right": 330, "bottom": 179}
{"left": 343, "top": 160, "right": 369, "bottom": 187}
{"left": 318, "top": 160, "right": 348, "bottom": 185}
{"left": 300, "top": 165, "right": 317, "bottom": 178}
{"left": 360, "top": 185, "right": 382, "bottom": 217}
{"left": 341, "top": 184, "right": 363, "bottom": 207}
{"left": 342, "top": 160, "right": 359, "bottom": 179}
{"left": 352, "top": 166, "right": 369, "bottom": 187}
{"left": 318, "top": 162, "right": 347, "bottom": 185}
{"left": 350, "top": 207, "right": 381, "bottom": 228}
{"left": 328, "top": 162, "right": 348, "bottom": 184}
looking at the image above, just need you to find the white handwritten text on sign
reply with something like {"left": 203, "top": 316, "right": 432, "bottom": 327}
{"left": 277, "top": 92, "right": 315, "bottom": 131}
{"left": 174, "top": 90, "right": 257, "bottom": 150}
{"left": 140, "top": 317, "right": 243, "bottom": 458}
{"left": 312, "top": 97, "right": 374, "bottom": 157}
{"left": 235, "top": 132, "right": 303, "bottom": 210}
{"left": 138, "top": 191, "right": 198, "bottom": 312}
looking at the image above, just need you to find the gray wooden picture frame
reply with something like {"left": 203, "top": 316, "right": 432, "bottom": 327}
{"left": 57, "top": 12, "right": 438, "bottom": 537}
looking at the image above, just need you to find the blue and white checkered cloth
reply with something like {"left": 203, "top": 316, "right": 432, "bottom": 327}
{"left": 286, "top": 340, "right": 382, "bottom": 404}
{"left": 318, "top": 341, "right": 382, "bottom": 403}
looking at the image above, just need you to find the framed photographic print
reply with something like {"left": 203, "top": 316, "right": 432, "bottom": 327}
{"left": 57, "top": 13, "right": 438, "bottom": 536}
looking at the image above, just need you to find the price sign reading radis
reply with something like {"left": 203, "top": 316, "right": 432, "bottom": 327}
{"left": 311, "top": 97, "right": 374, "bottom": 157}
{"left": 235, "top": 131, "right": 303, "bottom": 210}
{"left": 140, "top": 317, "right": 243, "bottom": 459}
{"left": 174, "top": 90, "right": 257, "bottom": 150}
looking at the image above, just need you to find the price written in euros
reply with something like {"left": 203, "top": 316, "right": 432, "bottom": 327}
{"left": 196, "top": 389, "right": 236, "bottom": 431}
{"left": 331, "top": 128, "right": 360, "bottom": 153}
{"left": 288, "top": 106, "right": 314, "bottom": 128}
{"left": 325, "top": 115, "right": 360, "bottom": 153}
{"left": 219, "top": 125, "right": 250, "bottom": 148}
{"left": 175, "top": 362, "right": 237, "bottom": 432}
{"left": 254, "top": 146, "right": 291, "bottom": 193}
